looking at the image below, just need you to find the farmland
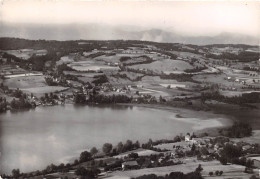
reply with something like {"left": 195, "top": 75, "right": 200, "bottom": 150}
{"left": 130, "top": 59, "right": 193, "bottom": 74}
{"left": 4, "top": 49, "right": 47, "bottom": 60}
{"left": 0, "top": 38, "right": 259, "bottom": 110}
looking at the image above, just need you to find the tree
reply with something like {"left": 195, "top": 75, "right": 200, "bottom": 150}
{"left": 75, "top": 167, "right": 88, "bottom": 176}
{"left": 117, "top": 142, "right": 124, "bottom": 153}
{"left": 195, "top": 164, "right": 203, "bottom": 173}
{"left": 148, "top": 138, "right": 153, "bottom": 146}
{"left": 159, "top": 95, "right": 163, "bottom": 103}
{"left": 90, "top": 147, "right": 98, "bottom": 156}
{"left": 58, "top": 163, "right": 65, "bottom": 169}
{"left": 79, "top": 151, "right": 92, "bottom": 163}
{"left": 74, "top": 93, "right": 87, "bottom": 104}
{"left": 200, "top": 146, "right": 209, "bottom": 155}
{"left": 246, "top": 159, "right": 254, "bottom": 168}
{"left": 91, "top": 160, "right": 96, "bottom": 167}
{"left": 220, "top": 143, "right": 242, "bottom": 163}
{"left": 173, "top": 135, "right": 181, "bottom": 142}
{"left": 102, "top": 143, "right": 113, "bottom": 154}
{"left": 45, "top": 93, "right": 49, "bottom": 99}
{"left": 135, "top": 140, "right": 140, "bottom": 148}
{"left": 250, "top": 175, "right": 257, "bottom": 179}
{"left": 128, "top": 152, "right": 139, "bottom": 159}
{"left": 12, "top": 169, "right": 20, "bottom": 178}
{"left": 191, "top": 143, "right": 196, "bottom": 152}
{"left": 98, "top": 160, "right": 104, "bottom": 167}
{"left": 46, "top": 163, "right": 57, "bottom": 173}
{"left": 169, "top": 172, "right": 184, "bottom": 178}
{"left": 124, "top": 140, "right": 133, "bottom": 151}
{"left": 219, "top": 156, "right": 228, "bottom": 165}
{"left": 74, "top": 159, "right": 79, "bottom": 165}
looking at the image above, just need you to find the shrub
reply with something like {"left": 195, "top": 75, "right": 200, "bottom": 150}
{"left": 219, "top": 156, "right": 228, "bottom": 165}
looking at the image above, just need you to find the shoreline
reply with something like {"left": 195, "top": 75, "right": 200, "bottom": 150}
{"left": 118, "top": 103, "right": 233, "bottom": 134}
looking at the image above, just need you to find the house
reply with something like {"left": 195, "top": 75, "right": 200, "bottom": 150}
{"left": 122, "top": 161, "right": 139, "bottom": 170}
{"left": 242, "top": 145, "right": 251, "bottom": 151}
{"left": 185, "top": 133, "right": 191, "bottom": 142}
{"left": 208, "top": 148, "right": 215, "bottom": 154}
{"left": 248, "top": 157, "right": 260, "bottom": 168}
{"left": 214, "top": 143, "right": 223, "bottom": 151}
{"left": 158, "top": 157, "right": 165, "bottom": 163}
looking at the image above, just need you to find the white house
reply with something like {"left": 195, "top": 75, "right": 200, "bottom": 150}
{"left": 185, "top": 133, "right": 191, "bottom": 142}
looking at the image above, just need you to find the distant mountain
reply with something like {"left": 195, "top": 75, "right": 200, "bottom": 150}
{"left": 0, "top": 23, "right": 259, "bottom": 45}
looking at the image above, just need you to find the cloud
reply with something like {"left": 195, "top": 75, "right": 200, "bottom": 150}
{"left": 0, "top": 1, "right": 259, "bottom": 37}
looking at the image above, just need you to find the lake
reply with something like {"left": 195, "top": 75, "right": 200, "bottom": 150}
{"left": 0, "top": 104, "right": 228, "bottom": 174}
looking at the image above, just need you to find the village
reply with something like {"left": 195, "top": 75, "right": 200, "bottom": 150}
{"left": 4, "top": 124, "right": 260, "bottom": 179}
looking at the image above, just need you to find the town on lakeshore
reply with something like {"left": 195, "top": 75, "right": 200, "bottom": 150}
{"left": 0, "top": 1, "right": 260, "bottom": 179}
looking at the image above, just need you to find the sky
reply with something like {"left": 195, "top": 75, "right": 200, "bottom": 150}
{"left": 0, "top": 0, "right": 259, "bottom": 37}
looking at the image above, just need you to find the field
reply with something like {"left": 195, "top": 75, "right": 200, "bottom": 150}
{"left": 3, "top": 76, "right": 46, "bottom": 89}
{"left": 94, "top": 55, "right": 121, "bottom": 63}
{"left": 107, "top": 76, "right": 133, "bottom": 86}
{"left": 117, "top": 72, "right": 144, "bottom": 81}
{"left": 94, "top": 52, "right": 165, "bottom": 64}
{"left": 231, "top": 130, "right": 260, "bottom": 145}
{"left": 0, "top": 64, "right": 27, "bottom": 76}
{"left": 193, "top": 73, "right": 241, "bottom": 87}
{"left": 3, "top": 75, "right": 68, "bottom": 95}
{"left": 22, "top": 86, "right": 69, "bottom": 94}
{"left": 5, "top": 49, "right": 47, "bottom": 60}
{"left": 68, "top": 61, "right": 119, "bottom": 72}
{"left": 170, "top": 51, "right": 204, "bottom": 59}
{"left": 56, "top": 56, "right": 74, "bottom": 65}
{"left": 154, "top": 141, "right": 190, "bottom": 151}
{"left": 114, "top": 149, "right": 159, "bottom": 159}
{"left": 220, "top": 90, "right": 260, "bottom": 97}
{"left": 130, "top": 59, "right": 193, "bottom": 74}
{"left": 108, "top": 159, "right": 252, "bottom": 179}
{"left": 141, "top": 76, "right": 195, "bottom": 90}
{"left": 63, "top": 71, "right": 104, "bottom": 84}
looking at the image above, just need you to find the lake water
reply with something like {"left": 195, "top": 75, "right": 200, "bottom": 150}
{"left": 0, "top": 104, "right": 226, "bottom": 174}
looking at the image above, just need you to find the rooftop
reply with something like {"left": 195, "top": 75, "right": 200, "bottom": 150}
{"left": 122, "top": 160, "right": 138, "bottom": 166}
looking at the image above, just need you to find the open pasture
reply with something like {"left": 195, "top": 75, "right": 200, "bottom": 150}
{"left": 110, "top": 159, "right": 251, "bottom": 179}
{"left": 0, "top": 64, "right": 27, "bottom": 76}
{"left": 130, "top": 59, "right": 193, "bottom": 74}
{"left": 22, "top": 86, "right": 69, "bottom": 94}
{"left": 5, "top": 49, "right": 47, "bottom": 60}
{"left": 3, "top": 75, "right": 46, "bottom": 89}
{"left": 68, "top": 61, "right": 119, "bottom": 72}
{"left": 170, "top": 51, "right": 204, "bottom": 59}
